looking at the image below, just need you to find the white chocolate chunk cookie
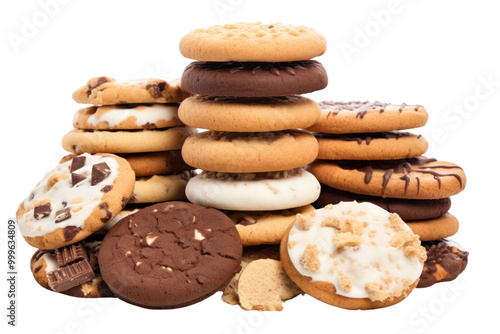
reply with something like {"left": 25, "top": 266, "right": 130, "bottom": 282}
{"left": 186, "top": 169, "right": 320, "bottom": 211}
{"left": 281, "top": 201, "right": 426, "bottom": 310}
{"left": 16, "top": 153, "right": 135, "bottom": 249}
{"left": 73, "top": 104, "right": 183, "bottom": 130}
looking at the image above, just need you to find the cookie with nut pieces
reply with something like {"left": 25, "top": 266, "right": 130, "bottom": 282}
{"left": 16, "top": 153, "right": 135, "bottom": 249}
{"left": 281, "top": 201, "right": 426, "bottom": 310}
{"left": 99, "top": 201, "right": 242, "bottom": 309}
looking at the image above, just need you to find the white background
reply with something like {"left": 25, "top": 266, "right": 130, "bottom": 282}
{"left": 1, "top": 0, "right": 498, "bottom": 333}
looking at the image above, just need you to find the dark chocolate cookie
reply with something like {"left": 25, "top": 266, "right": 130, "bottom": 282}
{"left": 99, "top": 201, "right": 242, "bottom": 309}
{"left": 314, "top": 185, "right": 451, "bottom": 221}
{"left": 180, "top": 60, "right": 328, "bottom": 97}
{"left": 417, "top": 239, "right": 468, "bottom": 288}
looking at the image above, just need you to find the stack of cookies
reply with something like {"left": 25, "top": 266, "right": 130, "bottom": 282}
{"left": 307, "top": 101, "right": 469, "bottom": 288}
{"left": 177, "top": 22, "right": 328, "bottom": 310}
{"left": 62, "top": 76, "right": 197, "bottom": 208}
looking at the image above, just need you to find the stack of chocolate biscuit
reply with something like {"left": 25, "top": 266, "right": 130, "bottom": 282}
{"left": 307, "top": 101, "right": 469, "bottom": 288}
{"left": 62, "top": 76, "right": 197, "bottom": 210}
{"left": 177, "top": 22, "right": 330, "bottom": 310}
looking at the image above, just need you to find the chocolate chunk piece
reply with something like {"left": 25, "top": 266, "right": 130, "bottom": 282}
{"left": 88, "top": 245, "right": 100, "bottom": 273}
{"left": 34, "top": 203, "right": 52, "bottom": 220}
{"left": 101, "top": 185, "right": 112, "bottom": 193}
{"left": 55, "top": 242, "right": 88, "bottom": 267}
{"left": 70, "top": 156, "right": 86, "bottom": 172}
{"left": 91, "top": 162, "right": 111, "bottom": 186}
{"left": 99, "top": 202, "right": 112, "bottom": 223}
{"left": 63, "top": 226, "right": 81, "bottom": 241}
{"left": 47, "top": 260, "right": 95, "bottom": 292}
{"left": 55, "top": 208, "right": 71, "bottom": 223}
{"left": 71, "top": 173, "right": 86, "bottom": 187}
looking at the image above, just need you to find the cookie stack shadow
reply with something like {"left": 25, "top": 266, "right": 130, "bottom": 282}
{"left": 307, "top": 101, "right": 469, "bottom": 288}
{"left": 177, "top": 23, "right": 329, "bottom": 310}
{"left": 62, "top": 76, "right": 197, "bottom": 218}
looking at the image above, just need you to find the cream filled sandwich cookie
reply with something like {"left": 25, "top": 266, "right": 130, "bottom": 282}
{"left": 185, "top": 169, "right": 320, "bottom": 211}
{"left": 281, "top": 201, "right": 426, "bottom": 310}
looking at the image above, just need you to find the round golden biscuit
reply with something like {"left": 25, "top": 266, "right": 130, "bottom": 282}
{"left": 179, "top": 22, "right": 327, "bottom": 62}
{"left": 182, "top": 130, "right": 319, "bottom": 173}
{"left": 310, "top": 157, "right": 466, "bottom": 200}
{"left": 406, "top": 213, "right": 459, "bottom": 241}
{"left": 316, "top": 132, "right": 428, "bottom": 160}
{"left": 179, "top": 96, "right": 321, "bottom": 132}
{"left": 306, "top": 101, "right": 429, "bottom": 134}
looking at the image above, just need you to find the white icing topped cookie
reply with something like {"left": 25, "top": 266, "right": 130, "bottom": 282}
{"left": 17, "top": 153, "right": 120, "bottom": 238}
{"left": 73, "top": 104, "right": 179, "bottom": 128}
{"left": 287, "top": 202, "right": 425, "bottom": 301}
{"left": 185, "top": 169, "right": 320, "bottom": 211}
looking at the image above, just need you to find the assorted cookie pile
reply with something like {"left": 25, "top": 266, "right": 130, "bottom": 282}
{"left": 63, "top": 77, "right": 197, "bottom": 211}
{"left": 15, "top": 22, "right": 469, "bottom": 312}
{"left": 308, "top": 101, "right": 469, "bottom": 289}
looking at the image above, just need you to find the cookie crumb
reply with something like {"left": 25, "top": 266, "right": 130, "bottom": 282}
{"left": 295, "top": 214, "right": 312, "bottom": 231}
{"left": 300, "top": 244, "right": 320, "bottom": 272}
{"left": 332, "top": 232, "right": 363, "bottom": 249}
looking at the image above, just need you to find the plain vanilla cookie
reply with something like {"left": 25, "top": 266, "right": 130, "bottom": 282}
{"left": 306, "top": 101, "right": 429, "bottom": 134}
{"left": 228, "top": 205, "right": 315, "bottom": 246}
{"left": 73, "top": 104, "right": 183, "bottom": 130}
{"left": 119, "top": 150, "right": 193, "bottom": 177}
{"left": 186, "top": 169, "right": 320, "bottom": 211}
{"left": 406, "top": 213, "right": 459, "bottom": 241}
{"left": 62, "top": 127, "right": 197, "bottom": 154}
{"left": 310, "top": 157, "right": 466, "bottom": 199}
{"left": 182, "top": 130, "right": 318, "bottom": 173}
{"left": 16, "top": 153, "right": 135, "bottom": 249}
{"left": 179, "top": 22, "right": 327, "bottom": 62}
{"left": 72, "top": 76, "right": 190, "bottom": 105}
{"left": 281, "top": 202, "right": 426, "bottom": 310}
{"left": 129, "top": 172, "right": 194, "bottom": 204}
{"left": 316, "top": 132, "right": 428, "bottom": 160}
{"left": 179, "top": 96, "right": 321, "bottom": 132}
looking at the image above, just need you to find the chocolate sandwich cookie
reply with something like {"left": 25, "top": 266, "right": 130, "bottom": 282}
{"left": 179, "top": 22, "right": 327, "bottom": 62}
{"left": 178, "top": 96, "right": 321, "bottom": 132}
{"left": 99, "top": 201, "right": 242, "bottom": 309}
{"left": 316, "top": 132, "right": 428, "bottom": 160}
{"left": 119, "top": 150, "right": 193, "bottom": 177}
{"left": 418, "top": 239, "right": 468, "bottom": 288}
{"left": 306, "top": 101, "right": 429, "bottom": 134}
{"left": 181, "top": 61, "right": 327, "bottom": 97}
{"left": 310, "top": 157, "right": 466, "bottom": 200}
{"left": 30, "top": 235, "right": 113, "bottom": 298}
{"left": 16, "top": 153, "right": 135, "bottom": 249}
{"left": 314, "top": 185, "right": 451, "bottom": 221}
{"left": 72, "top": 77, "right": 190, "bottom": 105}
{"left": 182, "top": 131, "right": 318, "bottom": 173}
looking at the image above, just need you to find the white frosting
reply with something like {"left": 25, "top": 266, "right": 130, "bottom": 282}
{"left": 18, "top": 153, "right": 120, "bottom": 238}
{"left": 185, "top": 169, "right": 320, "bottom": 211}
{"left": 40, "top": 252, "right": 58, "bottom": 273}
{"left": 74, "top": 104, "right": 178, "bottom": 128}
{"left": 287, "top": 202, "right": 424, "bottom": 300}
